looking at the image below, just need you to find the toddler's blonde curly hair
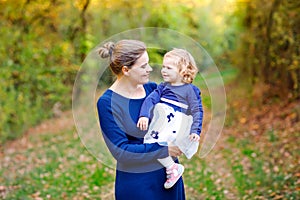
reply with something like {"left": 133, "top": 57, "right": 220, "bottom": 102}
{"left": 164, "top": 48, "right": 198, "bottom": 84}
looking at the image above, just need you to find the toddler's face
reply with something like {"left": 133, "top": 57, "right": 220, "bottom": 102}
{"left": 161, "top": 56, "right": 183, "bottom": 85}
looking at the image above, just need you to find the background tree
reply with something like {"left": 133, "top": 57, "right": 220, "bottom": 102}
{"left": 233, "top": 0, "right": 300, "bottom": 101}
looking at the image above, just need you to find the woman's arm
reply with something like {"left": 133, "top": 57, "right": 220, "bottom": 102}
{"left": 97, "top": 97, "right": 169, "bottom": 164}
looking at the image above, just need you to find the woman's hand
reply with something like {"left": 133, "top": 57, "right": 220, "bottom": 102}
{"left": 189, "top": 133, "right": 200, "bottom": 142}
{"left": 168, "top": 145, "right": 182, "bottom": 157}
{"left": 137, "top": 117, "right": 149, "bottom": 131}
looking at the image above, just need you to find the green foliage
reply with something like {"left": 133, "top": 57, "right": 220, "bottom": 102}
{"left": 90, "top": 0, "right": 237, "bottom": 64}
{"left": 0, "top": 1, "right": 81, "bottom": 143}
{"left": 0, "top": 0, "right": 246, "bottom": 143}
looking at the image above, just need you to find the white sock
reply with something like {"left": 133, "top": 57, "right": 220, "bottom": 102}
{"left": 158, "top": 156, "right": 175, "bottom": 169}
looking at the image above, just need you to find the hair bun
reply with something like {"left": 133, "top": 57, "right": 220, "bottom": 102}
{"left": 98, "top": 42, "right": 115, "bottom": 58}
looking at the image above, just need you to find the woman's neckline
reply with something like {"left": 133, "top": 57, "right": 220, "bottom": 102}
{"left": 108, "top": 85, "right": 146, "bottom": 100}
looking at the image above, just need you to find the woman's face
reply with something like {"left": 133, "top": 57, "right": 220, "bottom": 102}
{"left": 127, "top": 51, "right": 152, "bottom": 84}
{"left": 161, "top": 56, "right": 182, "bottom": 85}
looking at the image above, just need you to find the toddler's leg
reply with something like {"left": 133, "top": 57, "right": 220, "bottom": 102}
{"left": 158, "top": 156, "right": 184, "bottom": 189}
{"left": 157, "top": 156, "right": 175, "bottom": 168}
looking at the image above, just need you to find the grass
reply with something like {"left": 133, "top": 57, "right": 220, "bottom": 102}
{"left": 220, "top": 127, "right": 300, "bottom": 199}
{"left": 183, "top": 157, "right": 225, "bottom": 200}
{"left": 0, "top": 128, "right": 115, "bottom": 199}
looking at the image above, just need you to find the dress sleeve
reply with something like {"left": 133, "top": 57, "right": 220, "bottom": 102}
{"left": 139, "top": 83, "right": 165, "bottom": 118}
{"left": 188, "top": 85, "right": 204, "bottom": 135}
{"left": 97, "top": 96, "right": 169, "bottom": 164}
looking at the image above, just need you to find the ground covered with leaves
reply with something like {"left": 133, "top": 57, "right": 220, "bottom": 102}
{"left": 182, "top": 83, "right": 300, "bottom": 199}
{"left": 1, "top": 85, "right": 299, "bottom": 199}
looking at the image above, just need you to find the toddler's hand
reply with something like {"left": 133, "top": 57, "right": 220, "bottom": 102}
{"left": 189, "top": 133, "right": 200, "bottom": 142}
{"left": 137, "top": 117, "right": 149, "bottom": 131}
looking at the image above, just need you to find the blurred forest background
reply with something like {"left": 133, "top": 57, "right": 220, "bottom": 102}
{"left": 0, "top": 0, "right": 299, "bottom": 199}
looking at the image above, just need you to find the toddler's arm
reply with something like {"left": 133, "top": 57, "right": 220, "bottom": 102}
{"left": 137, "top": 117, "right": 149, "bottom": 131}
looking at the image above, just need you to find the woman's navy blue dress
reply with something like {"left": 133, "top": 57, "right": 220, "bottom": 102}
{"left": 97, "top": 82, "right": 186, "bottom": 200}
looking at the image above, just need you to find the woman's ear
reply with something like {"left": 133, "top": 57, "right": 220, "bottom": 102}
{"left": 122, "top": 66, "right": 129, "bottom": 75}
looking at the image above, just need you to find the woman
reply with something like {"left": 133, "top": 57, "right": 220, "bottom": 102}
{"left": 97, "top": 40, "right": 186, "bottom": 199}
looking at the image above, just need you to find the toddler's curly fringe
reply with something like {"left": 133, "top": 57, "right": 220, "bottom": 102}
{"left": 166, "top": 48, "right": 198, "bottom": 84}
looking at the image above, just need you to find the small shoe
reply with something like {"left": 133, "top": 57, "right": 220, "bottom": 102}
{"left": 164, "top": 163, "right": 184, "bottom": 189}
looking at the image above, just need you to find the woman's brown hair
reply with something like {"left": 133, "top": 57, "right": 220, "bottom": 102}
{"left": 98, "top": 40, "right": 146, "bottom": 75}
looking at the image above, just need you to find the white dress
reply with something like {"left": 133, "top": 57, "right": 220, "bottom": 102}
{"left": 143, "top": 103, "right": 199, "bottom": 159}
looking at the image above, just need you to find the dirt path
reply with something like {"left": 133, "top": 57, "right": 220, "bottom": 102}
{"left": 1, "top": 111, "right": 74, "bottom": 154}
